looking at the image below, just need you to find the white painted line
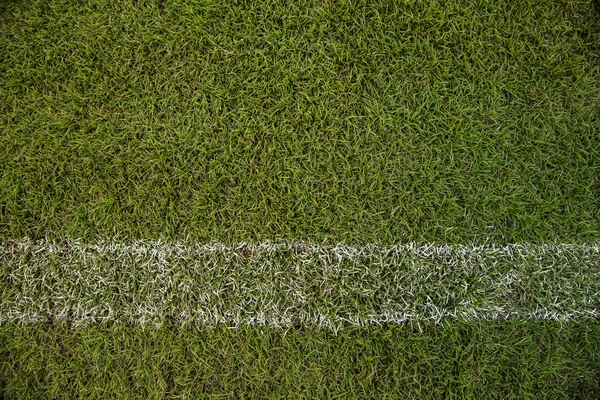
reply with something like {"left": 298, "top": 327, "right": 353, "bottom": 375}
{"left": 1, "top": 239, "right": 599, "bottom": 329}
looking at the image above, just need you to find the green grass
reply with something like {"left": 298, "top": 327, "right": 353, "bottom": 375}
{"left": 1, "top": 0, "right": 599, "bottom": 243}
{"left": 1, "top": 0, "right": 600, "bottom": 397}
{"left": 2, "top": 321, "right": 600, "bottom": 399}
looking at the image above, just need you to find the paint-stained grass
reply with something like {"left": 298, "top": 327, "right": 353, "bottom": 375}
{"left": 1, "top": 239, "right": 599, "bottom": 327}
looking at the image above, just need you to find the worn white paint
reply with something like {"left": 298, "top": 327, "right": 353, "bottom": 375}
{"left": 1, "top": 239, "right": 598, "bottom": 329}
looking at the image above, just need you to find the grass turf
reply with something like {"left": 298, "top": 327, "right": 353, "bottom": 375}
{"left": 2, "top": 321, "right": 600, "bottom": 399}
{"left": 1, "top": 0, "right": 600, "bottom": 397}
{"left": 1, "top": 0, "right": 599, "bottom": 243}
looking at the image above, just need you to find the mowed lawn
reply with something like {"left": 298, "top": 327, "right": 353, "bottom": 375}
{"left": 1, "top": 0, "right": 599, "bottom": 398}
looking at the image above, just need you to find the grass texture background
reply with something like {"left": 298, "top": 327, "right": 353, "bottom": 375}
{"left": 1, "top": 0, "right": 600, "bottom": 398}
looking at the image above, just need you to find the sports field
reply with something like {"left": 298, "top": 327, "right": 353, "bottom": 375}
{"left": 1, "top": 0, "right": 599, "bottom": 398}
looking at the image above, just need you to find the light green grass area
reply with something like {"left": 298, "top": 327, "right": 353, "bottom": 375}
{"left": 1, "top": 0, "right": 600, "bottom": 398}
{"left": 1, "top": 0, "right": 599, "bottom": 243}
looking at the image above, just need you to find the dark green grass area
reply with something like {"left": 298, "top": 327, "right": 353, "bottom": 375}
{"left": 1, "top": 0, "right": 599, "bottom": 243}
{"left": 1, "top": 321, "right": 599, "bottom": 399}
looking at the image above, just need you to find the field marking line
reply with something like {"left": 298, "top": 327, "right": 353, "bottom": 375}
{"left": 1, "top": 239, "right": 599, "bottom": 329}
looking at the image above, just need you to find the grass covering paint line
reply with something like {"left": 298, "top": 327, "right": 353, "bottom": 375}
{"left": 2, "top": 239, "right": 599, "bottom": 328}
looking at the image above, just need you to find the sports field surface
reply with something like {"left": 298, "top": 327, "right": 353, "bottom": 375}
{"left": 1, "top": 0, "right": 599, "bottom": 398}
